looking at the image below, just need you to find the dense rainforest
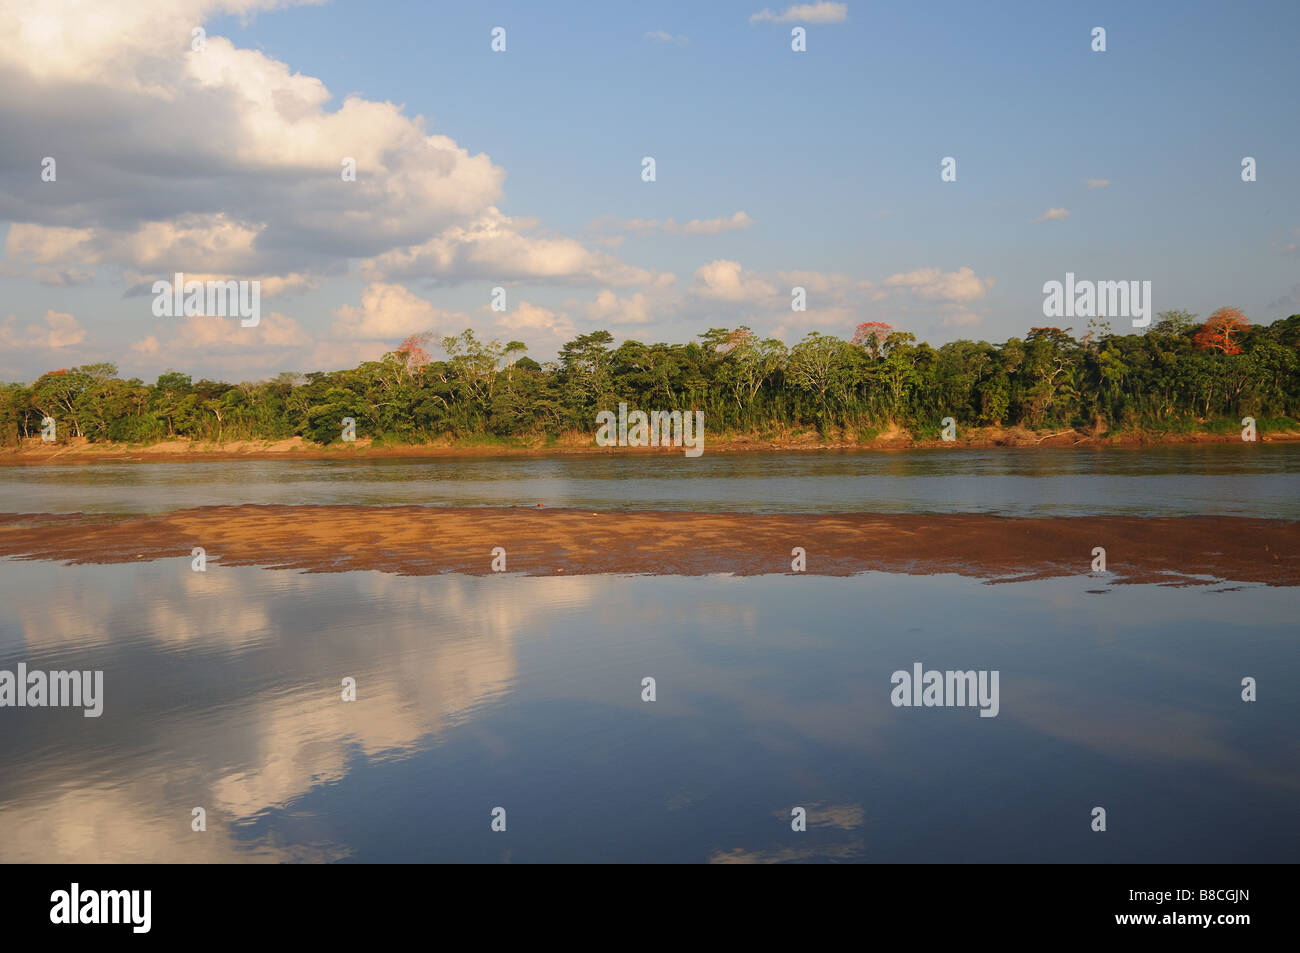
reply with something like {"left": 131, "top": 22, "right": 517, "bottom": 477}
{"left": 3, "top": 308, "right": 1298, "bottom": 446}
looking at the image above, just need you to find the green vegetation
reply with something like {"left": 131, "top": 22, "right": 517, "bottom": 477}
{"left": 3, "top": 311, "right": 1299, "bottom": 446}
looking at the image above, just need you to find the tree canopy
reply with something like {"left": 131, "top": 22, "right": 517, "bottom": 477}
{"left": 3, "top": 312, "right": 1298, "bottom": 446}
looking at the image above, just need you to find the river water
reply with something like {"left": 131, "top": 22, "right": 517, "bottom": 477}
{"left": 1, "top": 448, "right": 1296, "bottom": 862}
{"left": 2, "top": 444, "right": 1298, "bottom": 516}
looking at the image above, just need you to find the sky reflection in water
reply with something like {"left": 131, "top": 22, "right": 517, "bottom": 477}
{"left": 1, "top": 561, "right": 1294, "bottom": 862}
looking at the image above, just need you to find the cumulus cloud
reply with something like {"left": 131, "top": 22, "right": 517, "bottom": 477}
{"left": 0, "top": 0, "right": 678, "bottom": 381}
{"left": 477, "top": 300, "right": 579, "bottom": 358}
{"left": 0, "top": 309, "right": 85, "bottom": 349}
{"left": 750, "top": 2, "right": 848, "bottom": 25}
{"left": 571, "top": 273, "right": 679, "bottom": 326}
{"left": 4, "top": 220, "right": 327, "bottom": 295}
{"left": 581, "top": 289, "right": 653, "bottom": 325}
{"left": 134, "top": 311, "right": 309, "bottom": 354}
{"left": 774, "top": 269, "right": 879, "bottom": 301}
{"left": 939, "top": 308, "right": 984, "bottom": 328}
{"left": 250, "top": 273, "right": 320, "bottom": 297}
{"left": 118, "top": 269, "right": 320, "bottom": 300}
{"left": 690, "top": 260, "right": 780, "bottom": 303}
{"left": 589, "top": 211, "right": 755, "bottom": 237}
{"left": 0, "top": 0, "right": 1009, "bottom": 374}
{"left": 301, "top": 339, "right": 392, "bottom": 371}
{"left": 331, "top": 282, "right": 465, "bottom": 340}
{"left": 0, "top": 0, "right": 525, "bottom": 281}
{"left": 644, "top": 30, "right": 689, "bottom": 46}
{"left": 1032, "top": 208, "right": 1071, "bottom": 223}
{"left": 128, "top": 310, "right": 330, "bottom": 378}
{"left": 1, "top": 2, "right": 651, "bottom": 295}
{"left": 3, "top": 224, "right": 97, "bottom": 264}
{"left": 329, "top": 285, "right": 580, "bottom": 364}
{"left": 882, "top": 266, "right": 993, "bottom": 303}
{"left": 360, "top": 208, "right": 650, "bottom": 287}
{"left": 673, "top": 261, "right": 994, "bottom": 340}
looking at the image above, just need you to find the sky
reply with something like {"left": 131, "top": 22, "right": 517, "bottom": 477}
{"left": 1, "top": 0, "right": 1297, "bottom": 383}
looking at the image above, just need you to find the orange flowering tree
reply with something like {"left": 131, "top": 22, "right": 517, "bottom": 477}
{"left": 851, "top": 321, "right": 893, "bottom": 359}
{"left": 1194, "top": 307, "right": 1250, "bottom": 355}
{"left": 395, "top": 332, "right": 434, "bottom": 374}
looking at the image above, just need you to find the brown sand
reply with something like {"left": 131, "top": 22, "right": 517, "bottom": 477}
{"left": 0, "top": 506, "right": 1295, "bottom": 585}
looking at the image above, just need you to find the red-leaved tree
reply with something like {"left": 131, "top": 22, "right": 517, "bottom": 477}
{"left": 1194, "top": 307, "right": 1250, "bottom": 355}
{"left": 851, "top": 321, "right": 893, "bottom": 359}
{"left": 395, "top": 332, "right": 434, "bottom": 374}
{"left": 725, "top": 327, "right": 755, "bottom": 348}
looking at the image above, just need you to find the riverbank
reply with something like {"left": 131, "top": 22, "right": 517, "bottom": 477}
{"left": 1, "top": 506, "right": 1294, "bottom": 585}
{"left": 2, "top": 423, "right": 1298, "bottom": 464}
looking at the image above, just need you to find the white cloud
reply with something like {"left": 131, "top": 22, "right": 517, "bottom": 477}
{"left": 882, "top": 266, "right": 993, "bottom": 303}
{"left": 135, "top": 311, "right": 309, "bottom": 354}
{"left": 252, "top": 273, "right": 320, "bottom": 297}
{"left": 939, "top": 308, "right": 983, "bottom": 328}
{"left": 0, "top": 1, "right": 506, "bottom": 279}
{"left": 750, "top": 3, "right": 848, "bottom": 25}
{"left": 361, "top": 209, "right": 650, "bottom": 287}
{"left": 0, "top": 0, "right": 680, "bottom": 374}
{"left": 131, "top": 335, "right": 160, "bottom": 356}
{"left": 583, "top": 289, "right": 652, "bottom": 324}
{"left": 485, "top": 300, "right": 578, "bottom": 356}
{"left": 118, "top": 269, "right": 321, "bottom": 300}
{"left": 302, "top": 339, "right": 391, "bottom": 370}
{"left": 590, "top": 211, "right": 755, "bottom": 237}
{"left": 644, "top": 30, "right": 688, "bottom": 46}
{"left": 774, "top": 269, "right": 879, "bottom": 301}
{"left": 331, "top": 283, "right": 465, "bottom": 340}
{"left": 1084, "top": 179, "right": 1110, "bottom": 189}
{"left": 0, "top": 309, "right": 85, "bottom": 349}
{"left": 4, "top": 224, "right": 97, "bottom": 264}
{"left": 571, "top": 274, "right": 679, "bottom": 326}
{"left": 673, "top": 261, "right": 994, "bottom": 341}
{"left": 1032, "top": 208, "right": 1070, "bottom": 223}
{"left": 4, "top": 218, "right": 314, "bottom": 284}
{"left": 690, "top": 260, "right": 780, "bottom": 303}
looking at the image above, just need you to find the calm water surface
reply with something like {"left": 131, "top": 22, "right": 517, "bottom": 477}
{"left": 0, "top": 563, "right": 1295, "bottom": 862}
{"left": 2, "top": 444, "right": 1298, "bottom": 516}
{"left": 1, "top": 448, "right": 1296, "bottom": 862}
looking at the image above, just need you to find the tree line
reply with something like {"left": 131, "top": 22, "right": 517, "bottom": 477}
{"left": 3, "top": 308, "right": 1298, "bottom": 446}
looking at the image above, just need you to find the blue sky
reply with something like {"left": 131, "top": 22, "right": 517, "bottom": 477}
{"left": 1, "top": 0, "right": 1297, "bottom": 382}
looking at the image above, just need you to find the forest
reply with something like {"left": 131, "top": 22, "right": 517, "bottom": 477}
{"left": 3, "top": 307, "right": 1298, "bottom": 446}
